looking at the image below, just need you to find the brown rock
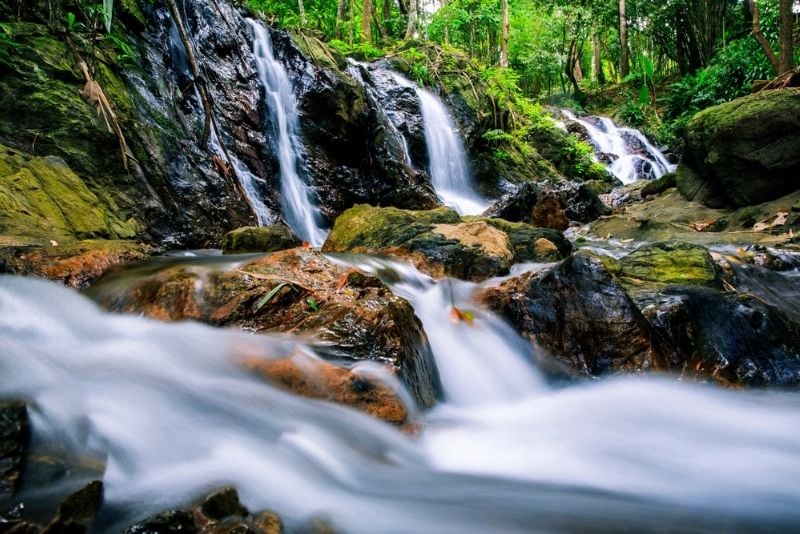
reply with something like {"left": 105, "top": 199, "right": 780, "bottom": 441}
{"left": 0, "top": 240, "right": 151, "bottom": 289}
{"left": 531, "top": 194, "right": 569, "bottom": 231}
{"left": 243, "top": 353, "right": 410, "bottom": 424}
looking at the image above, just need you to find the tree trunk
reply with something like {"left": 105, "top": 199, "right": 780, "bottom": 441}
{"left": 362, "top": 0, "right": 372, "bottom": 43}
{"left": 779, "top": 0, "right": 795, "bottom": 74}
{"left": 499, "top": 0, "right": 509, "bottom": 67}
{"left": 592, "top": 31, "right": 605, "bottom": 85}
{"left": 404, "top": 0, "right": 417, "bottom": 39}
{"left": 749, "top": 0, "right": 781, "bottom": 74}
{"left": 335, "top": 0, "right": 347, "bottom": 39}
{"left": 618, "top": 0, "right": 629, "bottom": 78}
{"left": 297, "top": 0, "right": 307, "bottom": 26}
{"left": 383, "top": 0, "right": 391, "bottom": 22}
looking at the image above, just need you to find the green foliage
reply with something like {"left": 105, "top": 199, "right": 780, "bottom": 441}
{"left": 66, "top": 12, "right": 77, "bottom": 32}
{"left": 103, "top": 0, "right": 114, "bottom": 33}
{"left": 618, "top": 97, "right": 647, "bottom": 127}
{"left": 0, "top": 26, "right": 19, "bottom": 68}
{"left": 306, "top": 297, "right": 319, "bottom": 311}
{"left": 329, "top": 39, "right": 384, "bottom": 61}
{"left": 254, "top": 282, "right": 292, "bottom": 311}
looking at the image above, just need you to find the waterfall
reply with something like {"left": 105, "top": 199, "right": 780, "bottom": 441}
{"left": 3, "top": 273, "right": 800, "bottom": 531}
{"left": 390, "top": 74, "right": 490, "bottom": 215}
{"left": 248, "top": 20, "right": 327, "bottom": 247}
{"left": 562, "top": 110, "right": 675, "bottom": 184}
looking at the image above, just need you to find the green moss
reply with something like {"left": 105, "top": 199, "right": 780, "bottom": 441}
{"left": 222, "top": 225, "right": 300, "bottom": 254}
{"left": 0, "top": 146, "right": 138, "bottom": 240}
{"left": 323, "top": 204, "right": 460, "bottom": 252}
{"left": 619, "top": 242, "right": 718, "bottom": 287}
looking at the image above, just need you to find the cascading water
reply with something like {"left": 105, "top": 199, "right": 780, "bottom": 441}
{"left": 562, "top": 109, "right": 675, "bottom": 184}
{"left": 248, "top": 20, "right": 327, "bottom": 246}
{"left": 3, "top": 259, "right": 800, "bottom": 531}
{"left": 390, "top": 74, "right": 490, "bottom": 215}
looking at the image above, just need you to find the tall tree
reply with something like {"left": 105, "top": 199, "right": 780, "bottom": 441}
{"left": 748, "top": 0, "right": 795, "bottom": 74}
{"left": 618, "top": 0, "right": 629, "bottom": 78}
{"left": 362, "top": 0, "right": 373, "bottom": 42}
{"left": 592, "top": 30, "right": 604, "bottom": 85}
{"left": 500, "top": 0, "right": 509, "bottom": 67}
{"left": 404, "top": 0, "right": 418, "bottom": 39}
{"left": 335, "top": 0, "right": 348, "bottom": 39}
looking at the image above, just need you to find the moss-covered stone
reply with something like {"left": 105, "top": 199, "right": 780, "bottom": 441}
{"left": 324, "top": 205, "right": 571, "bottom": 280}
{"left": 618, "top": 242, "right": 719, "bottom": 288}
{"left": 681, "top": 89, "right": 800, "bottom": 207}
{"left": 0, "top": 146, "right": 137, "bottom": 240}
{"left": 221, "top": 225, "right": 300, "bottom": 254}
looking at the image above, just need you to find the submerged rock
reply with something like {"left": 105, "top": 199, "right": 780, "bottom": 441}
{"left": 0, "top": 401, "right": 29, "bottom": 499}
{"left": 679, "top": 89, "right": 800, "bottom": 207}
{"left": 0, "top": 240, "right": 151, "bottom": 289}
{"left": 244, "top": 353, "right": 410, "bottom": 424}
{"left": 323, "top": 205, "right": 571, "bottom": 281}
{"left": 221, "top": 225, "right": 300, "bottom": 254}
{"left": 90, "top": 248, "right": 441, "bottom": 412}
{"left": 481, "top": 255, "right": 665, "bottom": 377}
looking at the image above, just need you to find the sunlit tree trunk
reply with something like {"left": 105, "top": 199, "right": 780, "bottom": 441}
{"left": 619, "top": 0, "right": 629, "bottom": 78}
{"left": 362, "top": 0, "right": 372, "bottom": 43}
{"left": 297, "top": 0, "right": 307, "bottom": 26}
{"left": 592, "top": 31, "right": 605, "bottom": 85}
{"left": 499, "top": 0, "right": 509, "bottom": 67}
{"left": 404, "top": 0, "right": 417, "bottom": 39}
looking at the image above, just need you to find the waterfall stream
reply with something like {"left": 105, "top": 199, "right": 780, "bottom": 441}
{"left": 2, "top": 261, "right": 800, "bottom": 531}
{"left": 249, "top": 20, "right": 327, "bottom": 247}
{"left": 390, "top": 74, "right": 490, "bottom": 215}
{"left": 561, "top": 110, "right": 675, "bottom": 184}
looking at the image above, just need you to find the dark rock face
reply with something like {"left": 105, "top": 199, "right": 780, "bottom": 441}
{"left": 679, "top": 89, "right": 800, "bottom": 207}
{"left": 483, "top": 181, "right": 609, "bottom": 225}
{"left": 0, "top": 401, "right": 29, "bottom": 499}
{"left": 88, "top": 248, "right": 441, "bottom": 411}
{"left": 271, "top": 36, "right": 439, "bottom": 222}
{"left": 124, "top": 510, "right": 197, "bottom": 533}
{"left": 481, "top": 255, "right": 665, "bottom": 377}
{"left": 645, "top": 287, "right": 800, "bottom": 386}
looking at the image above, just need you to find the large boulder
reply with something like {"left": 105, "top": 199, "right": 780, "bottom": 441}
{"left": 679, "top": 89, "right": 800, "bottom": 207}
{"left": 221, "top": 225, "right": 300, "bottom": 254}
{"left": 323, "top": 205, "right": 571, "bottom": 281}
{"left": 644, "top": 287, "right": 800, "bottom": 387}
{"left": 480, "top": 254, "right": 666, "bottom": 377}
{"left": 482, "top": 181, "right": 610, "bottom": 225}
{"left": 89, "top": 248, "right": 441, "bottom": 411}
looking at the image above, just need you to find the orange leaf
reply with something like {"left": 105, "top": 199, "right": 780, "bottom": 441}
{"left": 450, "top": 307, "right": 475, "bottom": 325}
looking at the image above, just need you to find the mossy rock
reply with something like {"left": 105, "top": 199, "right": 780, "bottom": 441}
{"left": 618, "top": 242, "right": 719, "bottom": 289}
{"left": 0, "top": 146, "right": 138, "bottom": 241}
{"left": 324, "top": 205, "right": 571, "bottom": 280}
{"left": 682, "top": 89, "right": 800, "bottom": 207}
{"left": 221, "top": 225, "right": 300, "bottom": 254}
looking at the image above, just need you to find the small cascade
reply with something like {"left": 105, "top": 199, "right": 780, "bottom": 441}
{"left": 562, "top": 110, "right": 675, "bottom": 184}
{"left": 248, "top": 20, "right": 327, "bottom": 246}
{"left": 336, "top": 255, "right": 545, "bottom": 405}
{"left": 391, "top": 74, "right": 490, "bottom": 215}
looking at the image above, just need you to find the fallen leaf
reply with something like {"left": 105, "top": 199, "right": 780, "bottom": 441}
{"left": 450, "top": 307, "right": 475, "bottom": 325}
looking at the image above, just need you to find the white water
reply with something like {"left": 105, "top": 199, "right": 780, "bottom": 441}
{"left": 562, "top": 110, "right": 675, "bottom": 184}
{"left": 3, "top": 264, "right": 800, "bottom": 531}
{"left": 391, "top": 74, "right": 490, "bottom": 215}
{"left": 249, "top": 20, "right": 327, "bottom": 246}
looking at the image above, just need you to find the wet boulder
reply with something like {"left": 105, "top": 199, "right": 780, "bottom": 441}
{"left": 323, "top": 205, "right": 571, "bottom": 281}
{"left": 679, "top": 89, "right": 800, "bottom": 207}
{"left": 480, "top": 254, "right": 665, "bottom": 377}
{"left": 0, "top": 240, "right": 151, "bottom": 289}
{"left": 90, "top": 248, "right": 441, "bottom": 411}
{"left": 0, "top": 401, "right": 29, "bottom": 499}
{"left": 644, "top": 287, "right": 800, "bottom": 387}
{"left": 611, "top": 241, "right": 720, "bottom": 295}
{"left": 482, "top": 181, "right": 609, "bottom": 225}
{"left": 221, "top": 225, "right": 300, "bottom": 254}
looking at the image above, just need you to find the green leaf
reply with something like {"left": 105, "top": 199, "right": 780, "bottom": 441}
{"left": 103, "top": 0, "right": 114, "bottom": 33}
{"left": 306, "top": 298, "right": 318, "bottom": 312}
{"left": 67, "top": 12, "right": 76, "bottom": 31}
{"left": 640, "top": 54, "right": 655, "bottom": 79}
{"left": 254, "top": 282, "right": 289, "bottom": 311}
{"left": 638, "top": 85, "right": 650, "bottom": 105}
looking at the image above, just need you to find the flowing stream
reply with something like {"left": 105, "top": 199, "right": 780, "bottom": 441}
{"left": 388, "top": 74, "right": 490, "bottom": 215}
{"left": 561, "top": 110, "right": 675, "bottom": 184}
{"left": 249, "top": 20, "right": 327, "bottom": 246}
{"left": 2, "top": 257, "right": 800, "bottom": 531}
